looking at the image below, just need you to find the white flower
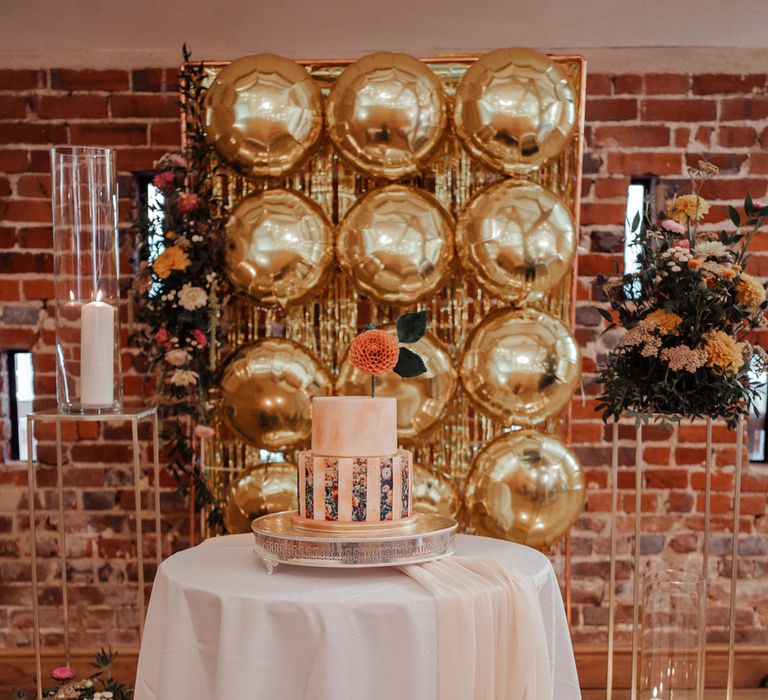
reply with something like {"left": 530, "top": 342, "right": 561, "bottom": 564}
{"left": 165, "top": 349, "right": 191, "bottom": 367}
{"left": 671, "top": 265, "right": 681, "bottom": 272}
{"left": 178, "top": 284, "right": 208, "bottom": 311}
{"left": 694, "top": 241, "right": 728, "bottom": 259}
{"left": 168, "top": 369, "right": 199, "bottom": 387}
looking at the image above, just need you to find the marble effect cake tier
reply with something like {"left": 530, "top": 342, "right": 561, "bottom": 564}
{"left": 297, "top": 450, "right": 412, "bottom": 522}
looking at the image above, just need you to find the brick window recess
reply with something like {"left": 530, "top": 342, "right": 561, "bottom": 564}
{"left": 0, "top": 68, "right": 767, "bottom": 648}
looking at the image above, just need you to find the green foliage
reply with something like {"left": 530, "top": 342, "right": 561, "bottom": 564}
{"left": 396, "top": 310, "right": 427, "bottom": 343}
{"left": 12, "top": 647, "right": 133, "bottom": 699}
{"left": 393, "top": 347, "right": 427, "bottom": 378}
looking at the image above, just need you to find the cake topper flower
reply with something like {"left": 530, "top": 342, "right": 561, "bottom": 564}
{"left": 349, "top": 311, "right": 428, "bottom": 396}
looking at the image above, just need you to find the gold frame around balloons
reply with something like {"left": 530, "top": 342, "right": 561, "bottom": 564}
{"left": 184, "top": 53, "right": 586, "bottom": 592}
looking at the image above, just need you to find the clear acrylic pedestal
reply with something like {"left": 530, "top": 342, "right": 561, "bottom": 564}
{"left": 26, "top": 407, "right": 162, "bottom": 700}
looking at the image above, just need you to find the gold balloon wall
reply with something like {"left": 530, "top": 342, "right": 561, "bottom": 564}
{"left": 190, "top": 51, "right": 586, "bottom": 547}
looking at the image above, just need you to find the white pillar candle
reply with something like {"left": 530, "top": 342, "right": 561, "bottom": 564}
{"left": 80, "top": 299, "right": 115, "bottom": 406}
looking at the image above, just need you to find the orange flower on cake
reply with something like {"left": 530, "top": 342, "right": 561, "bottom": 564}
{"left": 667, "top": 194, "right": 710, "bottom": 224}
{"left": 735, "top": 273, "right": 766, "bottom": 310}
{"left": 645, "top": 309, "right": 682, "bottom": 335}
{"left": 152, "top": 245, "right": 191, "bottom": 279}
{"left": 349, "top": 329, "right": 400, "bottom": 376}
{"left": 703, "top": 331, "right": 746, "bottom": 375}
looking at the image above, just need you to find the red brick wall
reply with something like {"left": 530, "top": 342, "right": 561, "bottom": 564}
{"left": 0, "top": 67, "right": 766, "bottom": 648}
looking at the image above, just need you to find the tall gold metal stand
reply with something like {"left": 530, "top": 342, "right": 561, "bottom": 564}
{"left": 608, "top": 416, "right": 745, "bottom": 700}
{"left": 26, "top": 407, "right": 162, "bottom": 700}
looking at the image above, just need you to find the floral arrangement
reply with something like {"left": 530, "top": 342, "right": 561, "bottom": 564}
{"left": 595, "top": 161, "right": 767, "bottom": 428}
{"left": 12, "top": 649, "right": 131, "bottom": 699}
{"left": 130, "top": 48, "right": 228, "bottom": 528}
{"left": 349, "top": 311, "right": 428, "bottom": 395}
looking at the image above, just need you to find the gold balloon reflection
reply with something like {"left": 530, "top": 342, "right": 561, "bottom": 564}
{"left": 456, "top": 180, "right": 575, "bottom": 303}
{"left": 224, "top": 462, "right": 298, "bottom": 534}
{"left": 327, "top": 52, "right": 447, "bottom": 179}
{"left": 466, "top": 430, "right": 585, "bottom": 549}
{"left": 337, "top": 185, "right": 454, "bottom": 304}
{"left": 225, "top": 189, "right": 334, "bottom": 307}
{"left": 460, "top": 308, "right": 580, "bottom": 425}
{"left": 336, "top": 325, "right": 457, "bottom": 443}
{"left": 454, "top": 48, "right": 576, "bottom": 174}
{"left": 219, "top": 338, "right": 332, "bottom": 450}
{"left": 205, "top": 54, "right": 322, "bottom": 177}
{"left": 412, "top": 464, "right": 462, "bottom": 522}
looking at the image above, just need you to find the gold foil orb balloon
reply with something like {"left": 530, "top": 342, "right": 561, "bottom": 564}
{"left": 327, "top": 52, "right": 447, "bottom": 179}
{"left": 412, "top": 464, "right": 462, "bottom": 521}
{"left": 219, "top": 338, "right": 332, "bottom": 450}
{"left": 224, "top": 462, "right": 297, "bottom": 534}
{"left": 204, "top": 54, "right": 322, "bottom": 177}
{"left": 225, "top": 189, "right": 334, "bottom": 307}
{"left": 460, "top": 308, "right": 580, "bottom": 425}
{"left": 453, "top": 48, "right": 576, "bottom": 174}
{"left": 466, "top": 430, "right": 585, "bottom": 549}
{"left": 456, "top": 180, "right": 575, "bottom": 303}
{"left": 337, "top": 185, "right": 454, "bottom": 304}
{"left": 336, "top": 325, "right": 457, "bottom": 443}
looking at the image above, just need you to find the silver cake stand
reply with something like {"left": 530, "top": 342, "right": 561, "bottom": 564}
{"left": 252, "top": 511, "right": 457, "bottom": 574}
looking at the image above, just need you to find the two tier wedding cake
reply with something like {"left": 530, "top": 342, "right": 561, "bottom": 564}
{"left": 295, "top": 396, "right": 413, "bottom": 526}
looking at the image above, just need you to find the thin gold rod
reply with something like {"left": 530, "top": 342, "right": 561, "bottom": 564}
{"left": 564, "top": 531, "right": 572, "bottom": 627}
{"left": 726, "top": 416, "right": 744, "bottom": 700}
{"left": 606, "top": 420, "right": 619, "bottom": 700}
{"left": 698, "top": 418, "right": 713, "bottom": 699}
{"left": 199, "top": 435, "right": 206, "bottom": 541}
{"left": 152, "top": 410, "right": 162, "bottom": 568}
{"left": 630, "top": 421, "right": 643, "bottom": 700}
{"left": 55, "top": 420, "right": 70, "bottom": 666}
{"left": 132, "top": 418, "right": 146, "bottom": 640}
{"left": 27, "top": 417, "right": 43, "bottom": 700}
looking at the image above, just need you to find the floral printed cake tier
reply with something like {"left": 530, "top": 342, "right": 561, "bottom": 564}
{"left": 297, "top": 450, "right": 413, "bottom": 522}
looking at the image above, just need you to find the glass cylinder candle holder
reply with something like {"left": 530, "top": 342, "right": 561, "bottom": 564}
{"left": 639, "top": 569, "right": 705, "bottom": 700}
{"left": 51, "top": 146, "right": 123, "bottom": 414}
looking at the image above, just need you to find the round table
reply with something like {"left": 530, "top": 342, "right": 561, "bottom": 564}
{"left": 134, "top": 533, "right": 580, "bottom": 699}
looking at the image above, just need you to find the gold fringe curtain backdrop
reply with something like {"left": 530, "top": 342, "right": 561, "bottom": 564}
{"left": 186, "top": 56, "right": 586, "bottom": 532}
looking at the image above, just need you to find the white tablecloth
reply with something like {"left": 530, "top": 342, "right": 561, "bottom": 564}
{"left": 134, "top": 533, "right": 580, "bottom": 699}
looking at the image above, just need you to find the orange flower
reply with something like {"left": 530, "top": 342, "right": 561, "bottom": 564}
{"left": 735, "top": 273, "right": 766, "bottom": 309}
{"left": 687, "top": 259, "right": 703, "bottom": 269}
{"left": 349, "top": 330, "right": 400, "bottom": 376}
{"left": 152, "top": 245, "right": 190, "bottom": 279}
{"left": 703, "top": 331, "right": 745, "bottom": 375}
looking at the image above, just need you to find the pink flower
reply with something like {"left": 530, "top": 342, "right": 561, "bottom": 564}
{"left": 168, "top": 154, "right": 188, "bottom": 168}
{"left": 661, "top": 219, "right": 686, "bottom": 235}
{"left": 674, "top": 238, "right": 690, "bottom": 250}
{"left": 152, "top": 171, "right": 175, "bottom": 192}
{"left": 51, "top": 666, "right": 75, "bottom": 681}
{"left": 195, "top": 425, "right": 215, "bottom": 439}
{"left": 177, "top": 192, "right": 202, "bottom": 213}
{"left": 193, "top": 329, "right": 207, "bottom": 348}
{"left": 154, "top": 327, "right": 170, "bottom": 347}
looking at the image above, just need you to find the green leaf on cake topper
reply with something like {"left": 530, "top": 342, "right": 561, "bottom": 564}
{"left": 396, "top": 310, "right": 427, "bottom": 344}
{"left": 393, "top": 346, "right": 427, "bottom": 378}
